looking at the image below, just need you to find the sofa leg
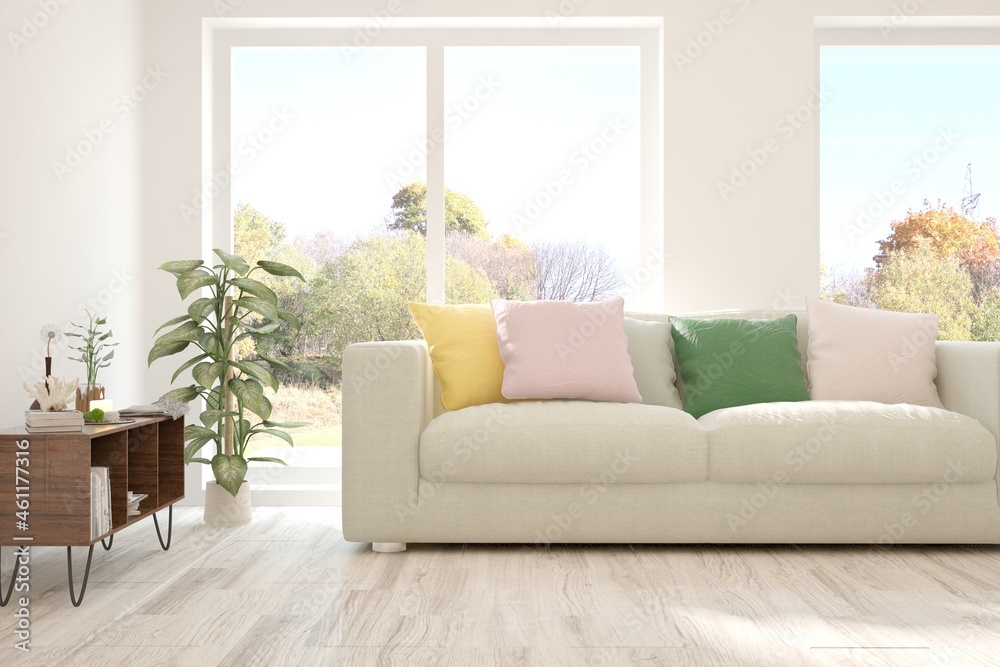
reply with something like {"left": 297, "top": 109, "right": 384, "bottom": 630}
{"left": 372, "top": 542, "right": 406, "bottom": 553}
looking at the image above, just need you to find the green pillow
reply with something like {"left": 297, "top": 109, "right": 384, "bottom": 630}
{"left": 668, "top": 315, "right": 809, "bottom": 419}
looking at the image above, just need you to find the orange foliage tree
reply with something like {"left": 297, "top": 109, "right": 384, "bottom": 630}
{"left": 874, "top": 200, "right": 1000, "bottom": 271}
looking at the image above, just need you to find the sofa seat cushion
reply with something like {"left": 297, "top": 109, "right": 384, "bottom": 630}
{"left": 420, "top": 401, "right": 707, "bottom": 484}
{"left": 701, "top": 400, "right": 997, "bottom": 484}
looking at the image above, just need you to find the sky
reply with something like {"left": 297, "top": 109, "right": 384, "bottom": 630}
{"left": 231, "top": 46, "right": 640, "bottom": 271}
{"left": 820, "top": 47, "right": 1000, "bottom": 276}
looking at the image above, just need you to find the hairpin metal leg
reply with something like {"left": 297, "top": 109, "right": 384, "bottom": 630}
{"left": 101, "top": 535, "right": 114, "bottom": 551}
{"left": 153, "top": 505, "right": 173, "bottom": 551}
{"left": 0, "top": 547, "right": 18, "bottom": 607}
{"left": 67, "top": 545, "right": 95, "bottom": 607}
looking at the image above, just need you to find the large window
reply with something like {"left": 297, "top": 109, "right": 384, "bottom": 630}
{"left": 820, "top": 45, "right": 1000, "bottom": 341}
{"left": 212, "top": 21, "right": 662, "bottom": 503}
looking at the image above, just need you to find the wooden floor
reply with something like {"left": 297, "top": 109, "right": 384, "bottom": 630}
{"left": 1, "top": 507, "right": 999, "bottom": 666}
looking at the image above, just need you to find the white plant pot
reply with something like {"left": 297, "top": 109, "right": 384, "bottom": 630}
{"left": 204, "top": 481, "right": 252, "bottom": 527}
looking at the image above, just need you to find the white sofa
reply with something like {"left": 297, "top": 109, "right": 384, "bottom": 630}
{"left": 342, "top": 310, "right": 1000, "bottom": 551}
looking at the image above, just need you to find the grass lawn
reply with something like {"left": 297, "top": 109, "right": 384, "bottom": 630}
{"left": 246, "top": 426, "right": 342, "bottom": 455}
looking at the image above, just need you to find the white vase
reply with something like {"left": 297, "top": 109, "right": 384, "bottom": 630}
{"left": 203, "top": 481, "right": 252, "bottom": 527}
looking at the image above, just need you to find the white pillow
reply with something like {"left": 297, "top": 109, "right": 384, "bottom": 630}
{"left": 806, "top": 298, "right": 943, "bottom": 407}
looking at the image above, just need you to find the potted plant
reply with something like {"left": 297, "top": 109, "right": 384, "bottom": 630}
{"left": 67, "top": 311, "right": 117, "bottom": 411}
{"left": 148, "top": 249, "right": 307, "bottom": 526}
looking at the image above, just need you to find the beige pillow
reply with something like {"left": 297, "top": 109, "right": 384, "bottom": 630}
{"left": 806, "top": 298, "right": 943, "bottom": 407}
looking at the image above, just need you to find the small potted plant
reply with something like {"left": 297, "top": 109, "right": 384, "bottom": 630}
{"left": 67, "top": 311, "right": 117, "bottom": 412}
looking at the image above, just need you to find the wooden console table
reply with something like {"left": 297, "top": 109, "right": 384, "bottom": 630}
{"left": 0, "top": 416, "right": 184, "bottom": 606}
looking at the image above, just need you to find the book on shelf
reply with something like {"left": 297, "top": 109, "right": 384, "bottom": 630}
{"left": 25, "top": 424, "right": 84, "bottom": 433}
{"left": 127, "top": 491, "right": 148, "bottom": 517}
{"left": 25, "top": 410, "right": 84, "bottom": 426}
{"left": 91, "top": 466, "right": 112, "bottom": 539}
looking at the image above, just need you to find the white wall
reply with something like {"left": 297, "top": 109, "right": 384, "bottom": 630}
{"left": 0, "top": 0, "right": 144, "bottom": 428}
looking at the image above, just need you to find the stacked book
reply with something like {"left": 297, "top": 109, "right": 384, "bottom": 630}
{"left": 90, "top": 466, "right": 112, "bottom": 539}
{"left": 25, "top": 410, "right": 84, "bottom": 433}
{"left": 127, "top": 491, "right": 148, "bottom": 517}
{"left": 120, "top": 404, "right": 168, "bottom": 418}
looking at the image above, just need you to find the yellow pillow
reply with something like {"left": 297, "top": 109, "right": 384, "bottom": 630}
{"left": 408, "top": 302, "right": 509, "bottom": 411}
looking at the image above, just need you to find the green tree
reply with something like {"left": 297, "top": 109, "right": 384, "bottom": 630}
{"left": 234, "top": 202, "right": 287, "bottom": 265}
{"left": 312, "top": 231, "right": 495, "bottom": 366}
{"left": 387, "top": 183, "right": 490, "bottom": 239}
{"left": 972, "top": 287, "right": 1000, "bottom": 342}
{"left": 869, "top": 240, "right": 976, "bottom": 341}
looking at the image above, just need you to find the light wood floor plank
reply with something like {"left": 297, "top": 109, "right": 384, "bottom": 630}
{"left": 1, "top": 507, "right": 999, "bottom": 666}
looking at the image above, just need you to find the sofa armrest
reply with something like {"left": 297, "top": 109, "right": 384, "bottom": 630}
{"left": 936, "top": 341, "right": 1000, "bottom": 499}
{"left": 342, "top": 340, "right": 434, "bottom": 543}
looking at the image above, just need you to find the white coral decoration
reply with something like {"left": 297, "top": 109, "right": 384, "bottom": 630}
{"left": 23, "top": 376, "right": 79, "bottom": 412}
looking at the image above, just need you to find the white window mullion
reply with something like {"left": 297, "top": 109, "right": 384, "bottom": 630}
{"left": 426, "top": 43, "right": 446, "bottom": 304}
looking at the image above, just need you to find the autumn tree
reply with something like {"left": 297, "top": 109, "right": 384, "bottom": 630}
{"left": 532, "top": 240, "right": 624, "bottom": 302}
{"left": 387, "top": 182, "right": 490, "bottom": 239}
{"left": 875, "top": 201, "right": 1000, "bottom": 272}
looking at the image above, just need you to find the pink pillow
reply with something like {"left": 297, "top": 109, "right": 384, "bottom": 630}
{"left": 491, "top": 298, "right": 642, "bottom": 403}
{"left": 806, "top": 298, "right": 943, "bottom": 407}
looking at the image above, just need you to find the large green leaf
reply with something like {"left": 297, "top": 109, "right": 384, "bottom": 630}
{"left": 162, "top": 385, "right": 201, "bottom": 402}
{"left": 160, "top": 259, "right": 204, "bottom": 276}
{"left": 200, "top": 409, "right": 237, "bottom": 427}
{"left": 257, "top": 354, "right": 293, "bottom": 372}
{"left": 193, "top": 361, "right": 227, "bottom": 390}
{"left": 176, "top": 269, "right": 218, "bottom": 299}
{"left": 154, "top": 320, "right": 202, "bottom": 344}
{"left": 247, "top": 457, "right": 288, "bottom": 466}
{"left": 277, "top": 308, "right": 302, "bottom": 330}
{"left": 235, "top": 297, "right": 279, "bottom": 323}
{"left": 211, "top": 454, "right": 248, "bottom": 496}
{"left": 187, "top": 297, "right": 216, "bottom": 324}
{"left": 235, "top": 360, "right": 277, "bottom": 391}
{"left": 153, "top": 314, "right": 191, "bottom": 335}
{"left": 228, "top": 377, "right": 263, "bottom": 415}
{"left": 148, "top": 340, "right": 190, "bottom": 366}
{"left": 185, "top": 424, "right": 221, "bottom": 441}
{"left": 258, "top": 394, "right": 273, "bottom": 421}
{"left": 199, "top": 332, "right": 222, "bottom": 357}
{"left": 231, "top": 278, "right": 278, "bottom": 305}
{"left": 213, "top": 249, "right": 251, "bottom": 276}
{"left": 184, "top": 438, "right": 213, "bottom": 463}
{"left": 262, "top": 420, "right": 310, "bottom": 429}
{"left": 171, "top": 353, "right": 209, "bottom": 383}
{"left": 252, "top": 428, "right": 293, "bottom": 446}
{"left": 255, "top": 260, "right": 305, "bottom": 281}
